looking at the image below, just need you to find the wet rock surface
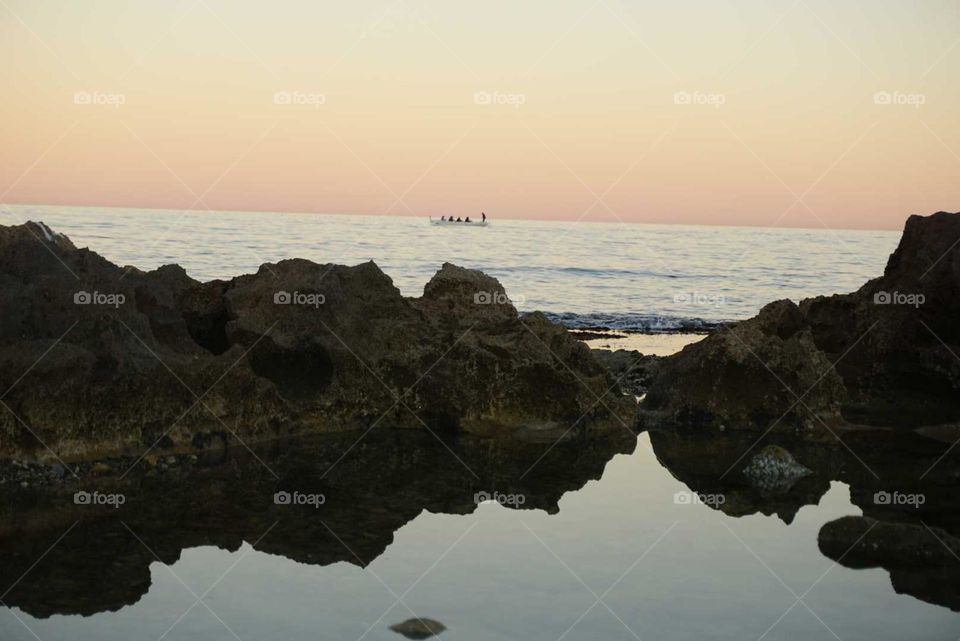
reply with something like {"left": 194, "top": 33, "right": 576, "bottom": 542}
{"left": 742, "top": 444, "right": 812, "bottom": 495}
{"left": 591, "top": 349, "right": 660, "bottom": 396}
{"left": 0, "top": 222, "right": 633, "bottom": 463}
{"left": 640, "top": 211, "right": 960, "bottom": 433}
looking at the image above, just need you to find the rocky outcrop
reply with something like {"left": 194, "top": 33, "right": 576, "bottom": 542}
{"left": 591, "top": 349, "right": 660, "bottom": 396}
{"left": 641, "top": 211, "right": 960, "bottom": 432}
{"left": 0, "top": 222, "right": 633, "bottom": 462}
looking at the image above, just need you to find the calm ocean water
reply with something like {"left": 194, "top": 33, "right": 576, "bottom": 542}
{"left": 5, "top": 205, "right": 899, "bottom": 331}
{"left": 2, "top": 205, "right": 958, "bottom": 640}
{"left": 2, "top": 432, "right": 958, "bottom": 641}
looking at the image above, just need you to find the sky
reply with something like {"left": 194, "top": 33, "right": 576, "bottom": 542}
{"left": 1, "top": 0, "right": 958, "bottom": 230}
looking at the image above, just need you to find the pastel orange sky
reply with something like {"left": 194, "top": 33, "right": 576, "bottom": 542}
{"left": 1, "top": 0, "right": 958, "bottom": 230}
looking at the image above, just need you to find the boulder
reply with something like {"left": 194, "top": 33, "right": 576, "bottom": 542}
{"left": 591, "top": 349, "right": 660, "bottom": 396}
{"left": 742, "top": 444, "right": 812, "bottom": 494}
{"left": 641, "top": 299, "right": 846, "bottom": 432}
{"left": 641, "top": 211, "right": 960, "bottom": 432}
{"left": 0, "top": 222, "right": 634, "bottom": 462}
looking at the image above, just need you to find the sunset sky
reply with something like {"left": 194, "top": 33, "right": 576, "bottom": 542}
{"left": 1, "top": 0, "right": 957, "bottom": 230}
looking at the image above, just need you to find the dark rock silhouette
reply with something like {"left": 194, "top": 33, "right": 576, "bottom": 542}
{"left": 0, "top": 427, "right": 635, "bottom": 618}
{"left": 648, "top": 425, "right": 960, "bottom": 610}
{"left": 819, "top": 516, "right": 960, "bottom": 611}
{"left": 641, "top": 211, "right": 960, "bottom": 432}
{"left": 389, "top": 617, "right": 447, "bottom": 639}
{"left": 0, "top": 222, "right": 633, "bottom": 462}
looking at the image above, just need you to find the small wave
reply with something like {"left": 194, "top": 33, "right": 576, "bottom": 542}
{"left": 496, "top": 265, "right": 685, "bottom": 279}
{"left": 539, "top": 311, "right": 729, "bottom": 334}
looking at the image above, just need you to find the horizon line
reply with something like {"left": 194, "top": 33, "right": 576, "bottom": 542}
{"left": 1, "top": 199, "right": 909, "bottom": 234}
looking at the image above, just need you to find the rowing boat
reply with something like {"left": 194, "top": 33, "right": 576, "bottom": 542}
{"left": 429, "top": 218, "right": 489, "bottom": 226}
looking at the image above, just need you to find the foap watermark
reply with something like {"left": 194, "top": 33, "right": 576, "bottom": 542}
{"left": 274, "top": 90, "right": 326, "bottom": 108}
{"left": 474, "top": 490, "right": 526, "bottom": 506}
{"left": 873, "top": 90, "right": 926, "bottom": 109}
{"left": 73, "top": 90, "right": 126, "bottom": 109}
{"left": 474, "top": 290, "right": 525, "bottom": 307}
{"left": 474, "top": 90, "right": 526, "bottom": 108}
{"left": 673, "top": 490, "right": 726, "bottom": 507}
{"left": 673, "top": 90, "right": 726, "bottom": 108}
{"left": 873, "top": 290, "right": 924, "bottom": 308}
{"left": 74, "top": 290, "right": 125, "bottom": 308}
{"left": 274, "top": 490, "right": 326, "bottom": 508}
{"left": 74, "top": 490, "right": 126, "bottom": 509}
{"left": 673, "top": 291, "right": 727, "bottom": 306}
{"left": 874, "top": 490, "right": 925, "bottom": 508}
{"left": 274, "top": 291, "right": 326, "bottom": 307}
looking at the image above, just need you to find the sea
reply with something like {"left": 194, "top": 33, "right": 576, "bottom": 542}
{"left": 4, "top": 204, "right": 899, "bottom": 332}
{"left": 4, "top": 205, "right": 955, "bottom": 641}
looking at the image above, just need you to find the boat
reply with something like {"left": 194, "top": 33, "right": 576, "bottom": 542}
{"left": 429, "top": 217, "right": 489, "bottom": 226}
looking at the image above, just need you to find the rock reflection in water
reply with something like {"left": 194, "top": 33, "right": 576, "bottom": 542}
{"left": 0, "top": 428, "right": 635, "bottom": 618}
{"left": 648, "top": 427, "right": 960, "bottom": 611}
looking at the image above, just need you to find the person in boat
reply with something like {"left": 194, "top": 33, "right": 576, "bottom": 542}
{"left": 465, "top": 216, "right": 471, "bottom": 222}
{"left": 456, "top": 216, "right": 462, "bottom": 222}
{"left": 481, "top": 212, "right": 486, "bottom": 222}
{"left": 440, "top": 216, "right": 446, "bottom": 221}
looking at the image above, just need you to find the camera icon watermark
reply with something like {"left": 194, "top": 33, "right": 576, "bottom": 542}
{"left": 473, "top": 290, "right": 525, "bottom": 307}
{"left": 273, "top": 290, "right": 325, "bottom": 307}
{"left": 673, "top": 490, "right": 726, "bottom": 506}
{"left": 273, "top": 490, "right": 326, "bottom": 508}
{"left": 673, "top": 291, "right": 727, "bottom": 306}
{"left": 873, "top": 290, "right": 924, "bottom": 308}
{"left": 673, "top": 90, "right": 726, "bottom": 108}
{"left": 473, "top": 90, "right": 526, "bottom": 108}
{"left": 474, "top": 490, "right": 526, "bottom": 506}
{"left": 873, "top": 90, "right": 925, "bottom": 109}
{"left": 73, "top": 90, "right": 126, "bottom": 109}
{"left": 74, "top": 490, "right": 126, "bottom": 509}
{"left": 74, "top": 290, "right": 125, "bottom": 308}
{"left": 273, "top": 90, "right": 326, "bottom": 108}
{"left": 873, "top": 490, "right": 925, "bottom": 508}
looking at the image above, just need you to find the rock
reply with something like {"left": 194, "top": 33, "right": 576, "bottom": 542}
{"left": 389, "top": 618, "right": 447, "bottom": 639}
{"left": 819, "top": 516, "right": 960, "bottom": 611}
{"left": 641, "top": 299, "right": 846, "bottom": 432}
{"left": 640, "top": 211, "right": 960, "bottom": 432}
{"left": 91, "top": 462, "right": 112, "bottom": 475}
{"left": 742, "top": 445, "right": 811, "bottom": 494}
{"left": 0, "top": 222, "right": 633, "bottom": 463}
{"left": 591, "top": 349, "right": 660, "bottom": 396}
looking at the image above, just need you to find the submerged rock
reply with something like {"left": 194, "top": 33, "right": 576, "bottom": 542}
{"left": 0, "top": 222, "right": 633, "bottom": 462}
{"left": 640, "top": 211, "right": 960, "bottom": 433}
{"left": 389, "top": 618, "right": 447, "bottom": 639}
{"left": 742, "top": 445, "right": 811, "bottom": 495}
